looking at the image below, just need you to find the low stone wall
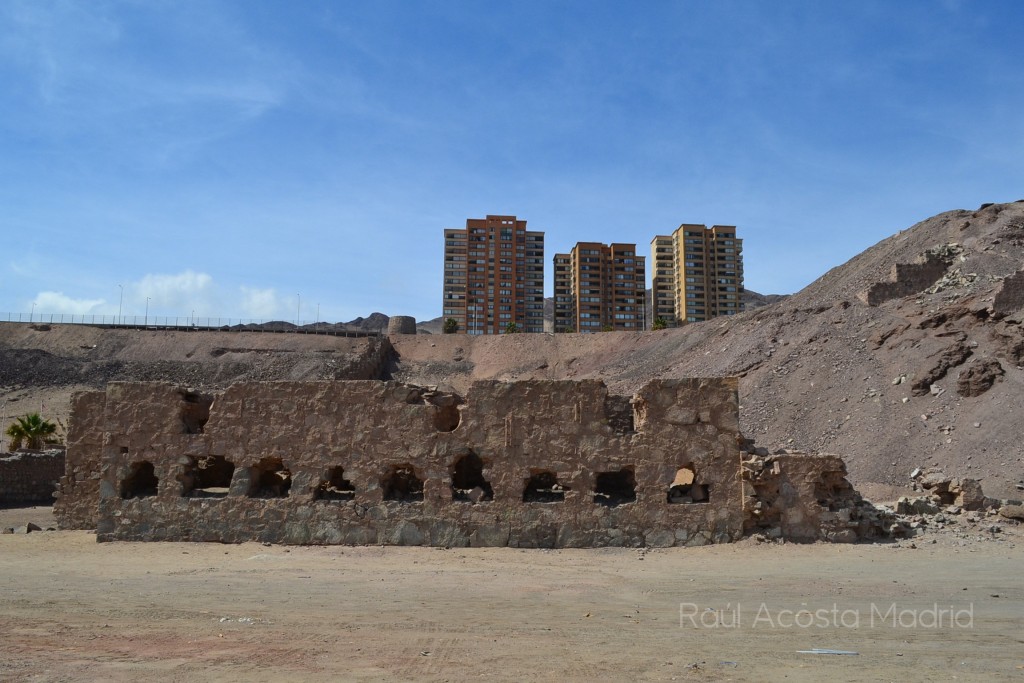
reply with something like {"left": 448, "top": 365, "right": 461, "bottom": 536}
{"left": 0, "top": 450, "right": 65, "bottom": 504}
{"left": 67, "top": 378, "right": 745, "bottom": 547}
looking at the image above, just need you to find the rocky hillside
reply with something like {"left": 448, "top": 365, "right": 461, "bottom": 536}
{"left": 388, "top": 201, "right": 1024, "bottom": 498}
{"left": 2, "top": 201, "right": 1022, "bottom": 498}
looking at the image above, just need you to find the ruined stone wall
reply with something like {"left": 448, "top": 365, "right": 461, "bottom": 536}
{"left": 994, "top": 269, "right": 1024, "bottom": 317}
{"left": 333, "top": 336, "right": 394, "bottom": 380}
{"left": 54, "top": 391, "right": 106, "bottom": 528}
{"left": 72, "top": 378, "right": 744, "bottom": 547}
{"left": 862, "top": 253, "right": 950, "bottom": 306}
{"left": 0, "top": 451, "right": 65, "bottom": 504}
{"left": 741, "top": 450, "right": 893, "bottom": 542}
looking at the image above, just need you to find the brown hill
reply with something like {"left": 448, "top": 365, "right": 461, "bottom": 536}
{"left": 389, "top": 201, "right": 1024, "bottom": 498}
{"left": 2, "top": 201, "right": 1022, "bottom": 497}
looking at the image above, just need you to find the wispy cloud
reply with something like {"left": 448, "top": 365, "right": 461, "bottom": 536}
{"left": 0, "top": 0, "right": 291, "bottom": 165}
{"left": 239, "top": 286, "right": 284, "bottom": 319}
{"left": 134, "top": 271, "right": 216, "bottom": 313}
{"left": 30, "top": 291, "right": 106, "bottom": 315}
{"left": 25, "top": 271, "right": 292, "bottom": 321}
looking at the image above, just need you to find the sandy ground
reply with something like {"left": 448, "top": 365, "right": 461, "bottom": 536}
{"left": 1, "top": 506, "right": 1022, "bottom": 682}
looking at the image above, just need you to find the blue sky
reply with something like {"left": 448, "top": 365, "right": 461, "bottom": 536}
{"left": 2, "top": 0, "right": 1022, "bottom": 324}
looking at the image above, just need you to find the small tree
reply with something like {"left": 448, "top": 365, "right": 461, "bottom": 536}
{"left": 601, "top": 324, "right": 615, "bottom": 332}
{"left": 6, "top": 412, "right": 59, "bottom": 451}
{"left": 443, "top": 317, "right": 459, "bottom": 334}
{"left": 504, "top": 322, "right": 520, "bottom": 334}
{"left": 652, "top": 317, "right": 668, "bottom": 331}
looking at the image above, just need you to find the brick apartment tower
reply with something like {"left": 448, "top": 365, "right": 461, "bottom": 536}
{"left": 649, "top": 224, "right": 743, "bottom": 325}
{"left": 442, "top": 215, "right": 545, "bottom": 334}
{"left": 553, "top": 243, "right": 646, "bottom": 332}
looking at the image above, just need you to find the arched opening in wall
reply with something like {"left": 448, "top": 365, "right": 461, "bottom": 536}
{"left": 451, "top": 452, "right": 493, "bottom": 503}
{"left": 183, "top": 455, "right": 235, "bottom": 498}
{"left": 120, "top": 461, "right": 158, "bottom": 499}
{"left": 593, "top": 469, "right": 636, "bottom": 507}
{"left": 667, "top": 466, "right": 709, "bottom": 504}
{"left": 180, "top": 391, "right": 213, "bottom": 434}
{"left": 522, "top": 470, "right": 569, "bottom": 503}
{"left": 433, "top": 404, "right": 461, "bottom": 432}
{"left": 382, "top": 464, "right": 424, "bottom": 503}
{"left": 315, "top": 466, "right": 355, "bottom": 501}
{"left": 249, "top": 457, "right": 292, "bottom": 498}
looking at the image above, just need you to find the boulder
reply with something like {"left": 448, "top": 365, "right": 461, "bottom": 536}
{"left": 998, "top": 504, "right": 1024, "bottom": 521}
{"left": 956, "top": 359, "right": 1005, "bottom": 397}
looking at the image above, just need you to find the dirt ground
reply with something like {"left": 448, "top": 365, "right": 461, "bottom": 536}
{"left": 1, "top": 506, "right": 1021, "bottom": 682}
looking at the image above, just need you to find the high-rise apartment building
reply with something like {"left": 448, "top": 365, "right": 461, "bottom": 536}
{"left": 442, "top": 215, "right": 545, "bottom": 334}
{"left": 650, "top": 235, "right": 676, "bottom": 326}
{"left": 650, "top": 224, "right": 743, "bottom": 324}
{"left": 553, "top": 242, "right": 646, "bottom": 332}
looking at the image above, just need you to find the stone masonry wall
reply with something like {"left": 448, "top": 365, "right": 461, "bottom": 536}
{"left": 741, "top": 450, "right": 893, "bottom": 542}
{"left": 53, "top": 391, "right": 106, "bottom": 528}
{"left": 0, "top": 451, "right": 65, "bottom": 504}
{"left": 74, "top": 378, "right": 744, "bottom": 547}
{"left": 994, "top": 269, "right": 1024, "bottom": 317}
{"left": 862, "top": 253, "right": 950, "bottom": 306}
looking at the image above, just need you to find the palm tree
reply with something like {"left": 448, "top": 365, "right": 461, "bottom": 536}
{"left": 6, "top": 413, "right": 59, "bottom": 451}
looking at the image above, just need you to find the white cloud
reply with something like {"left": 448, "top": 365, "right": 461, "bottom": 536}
{"left": 33, "top": 270, "right": 291, "bottom": 322}
{"left": 134, "top": 270, "right": 216, "bottom": 314}
{"left": 31, "top": 291, "right": 105, "bottom": 315}
{"left": 239, "top": 286, "right": 283, "bottom": 319}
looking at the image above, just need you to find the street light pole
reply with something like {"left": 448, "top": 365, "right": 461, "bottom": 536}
{"left": 145, "top": 297, "right": 150, "bottom": 327}
{"left": 30, "top": 302, "right": 35, "bottom": 323}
